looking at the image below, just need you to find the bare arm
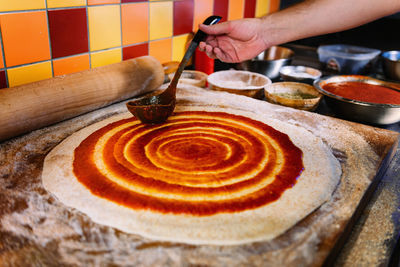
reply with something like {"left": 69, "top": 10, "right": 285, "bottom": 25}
{"left": 264, "top": 0, "right": 400, "bottom": 46}
{"left": 199, "top": 0, "right": 400, "bottom": 63}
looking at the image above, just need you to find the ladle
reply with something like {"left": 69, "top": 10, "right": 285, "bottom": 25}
{"left": 127, "top": 15, "right": 221, "bottom": 124}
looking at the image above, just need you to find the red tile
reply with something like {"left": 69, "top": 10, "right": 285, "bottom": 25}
{"left": 121, "top": 0, "right": 144, "bottom": 3}
{"left": 173, "top": 0, "right": 194, "bottom": 35}
{"left": 244, "top": 0, "right": 256, "bottom": 18}
{"left": 122, "top": 43, "right": 148, "bottom": 60}
{"left": 0, "top": 70, "right": 7, "bottom": 89}
{"left": 213, "top": 0, "right": 229, "bottom": 22}
{"left": 48, "top": 8, "right": 88, "bottom": 59}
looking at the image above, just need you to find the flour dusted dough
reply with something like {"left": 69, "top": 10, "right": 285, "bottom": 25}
{"left": 42, "top": 106, "right": 341, "bottom": 245}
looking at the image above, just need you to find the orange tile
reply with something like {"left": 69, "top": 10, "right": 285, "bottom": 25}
{"left": 149, "top": 1, "right": 173, "bottom": 40}
{"left": 229, "top": 0, "right": 244, "bottom": 20}
{"left": 193, "top": 0, "right": 213, "bottom": 32}
{"left": 0, "top": 44, "right": 4, "bottom": 69}
{"left": 121, "top": 3, "right": 149, "bottom": 46}
{"left": 1, "top": 11, "right": 51, "bottom": 67}
{"left": 269, "top": 0, "right": 280, "bottom": 13}
{"left": 88, "top": 0, "right": 120, "bottom": 5}
{"left": 149, "top": 38, "right": 172, "bottom": 64}
{"left": 53, "top": 54, "right": 90, "bottom": 76}
{"left": 256, "top": 0, "right": 270, "bottom": 17}
{"left": 7, "top": 61, "right": 52, "bottom": 87}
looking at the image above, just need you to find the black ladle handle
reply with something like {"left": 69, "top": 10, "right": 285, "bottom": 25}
{"left": 192, "top": 15, "right": 222, "bottom": 43}
{"left": 167, "top": 15, "right": 222, "bottom": 94}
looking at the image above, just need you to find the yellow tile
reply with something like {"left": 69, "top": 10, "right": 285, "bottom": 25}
{"left": 91, "top": 48, "right": 121, "bottom": 68}
{"left": 47, "top": 0, "right": 86, "bottom": 8}
{"left": 88, "top": 5, "right": 121, "bottom": 51}
{"left": 149, "top": 2, "right": 173, "bottom": 41}
{"left": 0, "top": 0, "right": 45, "bottom": 12}
{"left": 256, "top": 0, "right": 270, "bottom": 17}
{"left": 228, "top": 0, "right": 244, "bottom": 20}
{"left": 149, "top": 38, "right": 172, "bottom": 64}
{"left": 7, "top": 61, "right": 52, "bottom": 87}
{"left": 172, "top": 34, "right": 191, "bottom": 62}
{"left": 193, "top": 0, "right": 213, "bottom": 32}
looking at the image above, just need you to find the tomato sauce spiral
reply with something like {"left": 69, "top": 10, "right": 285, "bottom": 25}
{"left": 73, "top": 111, "right": 304, "bottom": 216}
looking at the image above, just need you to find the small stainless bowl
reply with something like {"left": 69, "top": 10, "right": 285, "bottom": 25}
{"left": 279, "top": 65, "right": 322, "bottom": 84}
{"left": 314, "top": 75, "right": 400, "bottom": 125}
{"left": 381, "top": 50, "right": 400, "bottom": 81}
{"left": 235, "top": 46, "right": 294, "bottom": 80}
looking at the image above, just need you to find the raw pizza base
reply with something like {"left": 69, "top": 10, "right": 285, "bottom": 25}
{"left": 41, "top": 106, "right": 341, "bottom": 245}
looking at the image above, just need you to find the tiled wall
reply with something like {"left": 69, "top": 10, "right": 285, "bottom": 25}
{"left": 0, "top": 0, "right": 280, "bottom": 89}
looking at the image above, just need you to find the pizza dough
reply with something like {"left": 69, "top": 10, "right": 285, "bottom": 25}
{"left": 42, "top": 106, "right": 341, "bottom": 245}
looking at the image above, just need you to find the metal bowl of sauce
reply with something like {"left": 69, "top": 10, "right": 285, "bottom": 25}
{"left": 314, "top": 75, "right": 400, "bottom": 125}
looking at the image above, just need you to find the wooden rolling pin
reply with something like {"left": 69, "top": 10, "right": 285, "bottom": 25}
{"left": 0, "top": 56, "right": 164, "bottom": 142}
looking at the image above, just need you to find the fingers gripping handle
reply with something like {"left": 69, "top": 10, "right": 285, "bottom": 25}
{"left": 192, "top": 15, "right": 222, "bottom": 43}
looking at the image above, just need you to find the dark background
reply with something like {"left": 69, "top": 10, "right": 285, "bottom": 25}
{"left": 280, "top": 4, "right": 400, "bottom": 267}
{"left": 280, "top": 0, "right": 400, "bottom": 51}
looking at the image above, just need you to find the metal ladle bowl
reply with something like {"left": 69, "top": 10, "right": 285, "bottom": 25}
{"left": 126, "top": 15, "right": 221, "bottom": 124}
{"left": 126, "top": 91, "right": 176, "bottom": 124}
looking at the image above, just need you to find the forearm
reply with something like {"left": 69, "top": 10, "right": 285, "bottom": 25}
{"left": 261, "top": 0, "right": 400, "bottom": 47}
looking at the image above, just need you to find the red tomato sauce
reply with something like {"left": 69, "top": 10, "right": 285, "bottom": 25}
{"left": 72, "top": 111, "right": 304, "bottom": 216}
{"left": 322, "top": 81, "right": 400, "bottom": 105}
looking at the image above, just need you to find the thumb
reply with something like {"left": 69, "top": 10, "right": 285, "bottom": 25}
{"left": 199, "top": 21, "right": 230, "bottom": 35}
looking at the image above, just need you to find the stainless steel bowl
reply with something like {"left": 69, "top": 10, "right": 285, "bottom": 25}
{"left": 314, "top": 75, "right": 400, "bottom": 125}
{"left": 381, "top": 50, "right": 400, "bottom": 81}
{"left": 279, "top": 65, "right": 322, "bottom": 84}
{"left": 235, "top": 46, "right": 294, "bottom": 80}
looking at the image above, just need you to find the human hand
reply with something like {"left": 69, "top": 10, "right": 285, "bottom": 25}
{"left": 198, "top": 18, "right": 269, "bottom": 63}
